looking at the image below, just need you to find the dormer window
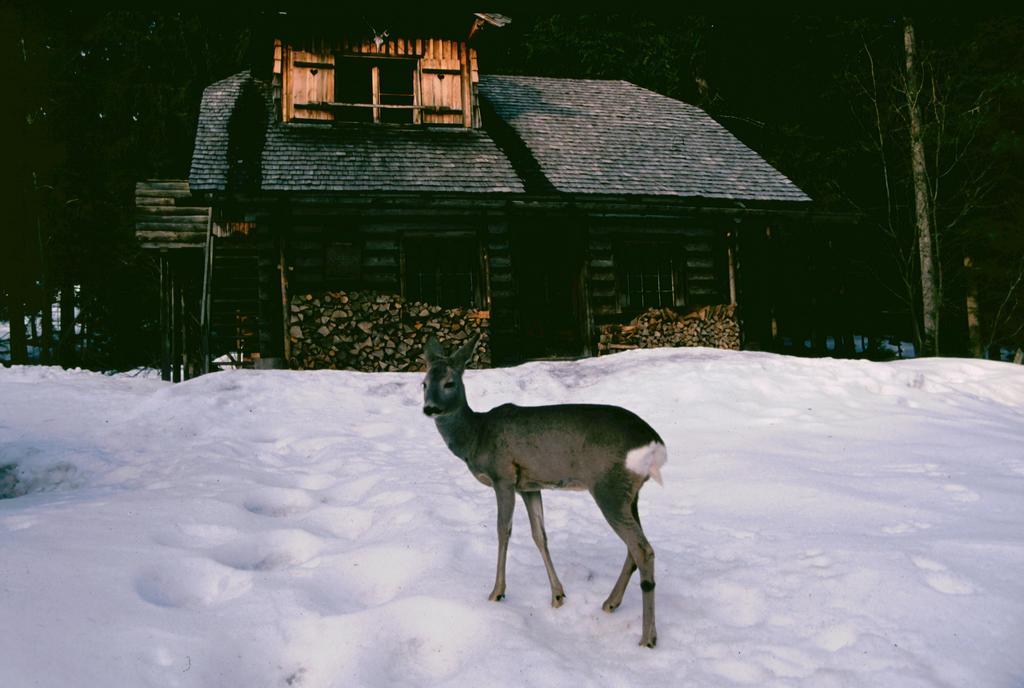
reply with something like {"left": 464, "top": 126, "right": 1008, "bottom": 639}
{"left": 334, "top": 56, "right": 416, "bottom": 124}
{"left": 278, "top": 36, "right": 476, "bottom": 128}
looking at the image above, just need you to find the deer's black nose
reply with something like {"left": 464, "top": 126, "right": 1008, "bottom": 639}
{"left": 423, "top": 405, "right": 442, "bottom": 417}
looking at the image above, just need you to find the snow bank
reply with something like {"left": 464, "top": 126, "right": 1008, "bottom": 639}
{"left": 1, "top": 349, "right": 1022, "bottom": 687}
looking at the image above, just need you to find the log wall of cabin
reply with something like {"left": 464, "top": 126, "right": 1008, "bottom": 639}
{"left": 276, "top": 37, "right": 479, "bottom": 127}
{"left": 283, "top": 214, "right": 504, "bottom": 298}
{"left": 279, "top": 212, "right": 527, "bottom": 361}
{"left": 484, "top": 217, "right": 517, "bottom": 362}
{"left": 585, "top": 220, "right": 731, "bottom": 327}
{"left": 255, "top": 227, "right": 282, "bottom": 359}
{"left": 286, "top": 220, "right": 400, "bottom": 294}
{"left": 262, "top": 208, "right": 736, "bottom": 364}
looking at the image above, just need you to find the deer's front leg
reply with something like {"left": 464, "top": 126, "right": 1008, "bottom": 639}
{"left": 520, "top": 490, "right": 566, "bottom": 607}
{"left": 488, "top": 481, "right": 516, "bottom": 601}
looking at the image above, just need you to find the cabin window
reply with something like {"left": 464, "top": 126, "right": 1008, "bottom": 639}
{"left": 403, "top": 237, "right": 480, "bottom": 307}
{"left": 334, "top": 56, "right": 416, "bottom": 124}
{"left": 618, "top": 243, "right": 685, "bottom": 310}
{"left": 324, "top": 240, "right": 362, "bottom": 287}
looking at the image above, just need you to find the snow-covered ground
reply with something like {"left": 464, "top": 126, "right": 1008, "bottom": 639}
{"left": 1, "top": 349, "right": 1022, "bottom": 688}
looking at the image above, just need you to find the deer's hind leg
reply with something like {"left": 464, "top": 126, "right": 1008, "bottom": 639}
{"left": 602, "top": 495, "right": 640, "bottom": 613}
{"left": 520, "top": 490, "right": 566, "bottom": 607}
{"left": 593, "top": 477, "right": 657, "bottom": 648}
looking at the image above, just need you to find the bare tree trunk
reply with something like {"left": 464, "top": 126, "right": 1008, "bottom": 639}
{"left": 59, "top": 280, "right": 76, "bottom": 367}
{"left": 963, "top": 253, "right": 983, "bottom": 358}
{"left": 35, "top": 193, "right": 51, "bottom": 365}
{"left": 904, "top": 18, "right": 940, "bottom": 356}
{"left": 4, "top": 216, "right": 29, "bottom": 363}
{"left": 39, "top": 288, "right": 53, "bottom": 364}
{"left": 7, "top": 285, "right": 28, "bottom": 364}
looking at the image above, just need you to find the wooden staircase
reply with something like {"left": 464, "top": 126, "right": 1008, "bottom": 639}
{"left": 202, "top": 235, "right": 264, "bottom": 371}
{"left": 135, "top": 179, "right": 274, "bottom": 378}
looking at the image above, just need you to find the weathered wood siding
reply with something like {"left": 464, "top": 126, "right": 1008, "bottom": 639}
{"left": 586, "top": 220, "right": 731, "bottom": 326}
{"left": 280, "top": 213, "right": 733, "bottom": 359}
{"left": 287, "top": 218, "right": 401, "bottom": 295}
{"left": 277, "top": 37, "right": 479, "bottom": 127}
{"left": 283, "top": 214, "right": 493, "bottom": 297}
{"left": 485, "top": 217, "right": 516, "bottom": 360}
{"left": 134, "top": 180, "right": 209, "bottom": 249}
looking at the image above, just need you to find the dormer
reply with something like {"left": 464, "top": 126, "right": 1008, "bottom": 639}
{"left": 272, "top": 13, "right": 509, "bottom": 128}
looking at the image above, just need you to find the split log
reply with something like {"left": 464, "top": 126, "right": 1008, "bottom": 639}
{"left": 598, "top": 305, "right": 740, "bottom": 354}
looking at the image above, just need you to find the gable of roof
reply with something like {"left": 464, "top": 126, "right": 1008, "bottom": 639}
{"left": 478, "top": 74, "right": 810, "bottom": 202}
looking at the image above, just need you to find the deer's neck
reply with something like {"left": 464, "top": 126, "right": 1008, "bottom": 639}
{"left": 434, "top": 403, "right": 481, "bottom": 463}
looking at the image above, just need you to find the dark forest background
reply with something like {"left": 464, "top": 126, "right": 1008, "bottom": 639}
{"left": 2, "top": 9, "right": 1022, "bottom": 370}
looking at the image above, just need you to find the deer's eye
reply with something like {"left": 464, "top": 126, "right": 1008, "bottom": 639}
{"left": 443, "top": 382, "right": 455, "bottom": 389}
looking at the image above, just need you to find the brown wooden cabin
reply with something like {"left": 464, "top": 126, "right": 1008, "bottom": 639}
{"left": 137, "top": 12, "right": 826, "bottom": 381}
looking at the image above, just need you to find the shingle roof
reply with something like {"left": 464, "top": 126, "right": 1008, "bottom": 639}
{"left": 189, "top": 71, "right": 809, "bottom": 202}
{"left": 189, "top": 71, "right": 251, "bottom": 191}
{"left": 261, "top": 122, "right": 523, "bottom": 193}
{"left": 189, "top": 71, "right": 523, "bottom": 194}
{"left": 478, "top": 74, "right": 810, "bottom": 202}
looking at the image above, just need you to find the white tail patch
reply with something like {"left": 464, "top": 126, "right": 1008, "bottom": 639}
{"left": 625, "top": 441, "right": 668, "bottom": 486}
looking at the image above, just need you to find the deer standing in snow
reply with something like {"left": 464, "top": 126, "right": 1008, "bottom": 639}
{"left": 421, "top": 334, "right": 666, "bottom": 647}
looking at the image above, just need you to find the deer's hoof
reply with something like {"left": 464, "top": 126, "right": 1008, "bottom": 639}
{"left": 488, "top": 591, "right": 505, "bottom": 602}
{"left": 639, "top": 633, "right": 657, "bottom": 648}
{"left": 551, "top": 593, "right": 565, "bottom": 608}
{"left": 598, "top": 597, "right": 622, "bottom": 614}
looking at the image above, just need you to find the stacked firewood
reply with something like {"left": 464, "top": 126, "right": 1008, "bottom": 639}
{"left": 597, "top": 305, "right": 741, "bottom": 353}
{"left": 288, "top": 291, "right": 490, "bottom": 372}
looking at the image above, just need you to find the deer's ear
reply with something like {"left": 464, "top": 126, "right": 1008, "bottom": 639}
{"left": 424, "top": 336, "right": 446, "bottom": 364}
{"left": 451, "top": 333, "right": 480, "bottom": 369}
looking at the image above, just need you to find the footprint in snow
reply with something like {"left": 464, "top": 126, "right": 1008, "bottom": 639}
{"left": 367, "top": 490, "right": 417, "bottom": 508}
{"left": 212, "top": 529, "right": 322, "bottom": 572}
{"left": 243, "top": 486, "right": 316, "bottom": 518}
{"left": 814, "top": 623, "right": 859, "bottom": 652}
{"left": 911, "top": 556, "right": 974, "bottom": 595}
{"left": 136, "top": 558, "right": 252, "bottom": 608}
{"left": 1, "top": 515, "right": 37, "bottom": 531}
{"left": 942, "top": 483, "right": 980, "bottom": 503}
{"left": 300, "top": 505, "right": 374, "bottom": 540}
{"left": 758, "top": 645, "right": 818, "bottom": 680}
{"left": 324, "top": 475, "right": 381, "bottom": 504}
{"left": 357, "top": 421, "right": 394, "bottom": 439}
{"left": 881, "top": 521, "right": 932, "bottom": 535}
{"left": 275, "top": 473, "right": 336, "bottom": 491}
{"left": 153, "top": 522, "right": 240, "bottom": 549}
{"left": 709, "top": 659, "right": 766, "bottom": 685}
{"left": 703, "top": 580, "right": 767, "bottom": 628}
{"left": 882, "top": 462, "right": 940, "bottom": 475}
{"left": 798, "top": 549, "right": 834, "bottom": 571}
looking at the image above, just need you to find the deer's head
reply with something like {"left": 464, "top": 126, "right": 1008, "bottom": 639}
{"left": 422, "top": 334, "right": 479, "bottom": 417}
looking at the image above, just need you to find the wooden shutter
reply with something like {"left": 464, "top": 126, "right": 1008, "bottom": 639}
{"left": 419, "top": 39, "right": 465, "bottom": 126}
{"left": 283, "top": 45, "right": 335, "bottom": 122}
